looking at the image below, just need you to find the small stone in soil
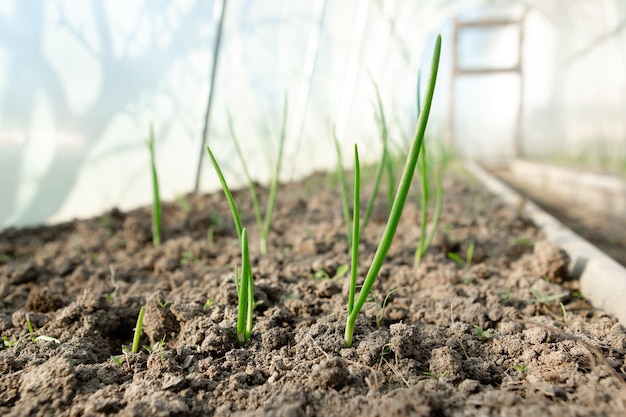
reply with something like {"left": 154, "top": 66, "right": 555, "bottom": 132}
{"left": 310, "top": 357, "right": 349, "bottom": 390}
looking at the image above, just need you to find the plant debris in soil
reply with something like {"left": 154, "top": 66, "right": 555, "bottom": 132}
{"left": 1, "top": 168, "right": 626, "bottom": 416}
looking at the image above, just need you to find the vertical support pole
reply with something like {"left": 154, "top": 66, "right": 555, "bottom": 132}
{"left": 288, "top": 0, "right": 327, "bottom": 179}
{"left": 514, "top": 9, "right": 527, "bottom": 158}
{"left": 447, "top": 18, "right": 460, "bottom": 153}
{"left": 194, "top": 0, "right": 228, "bottom": 193}
{"left": 335, "top": 0, "right": 371, "bottom": 141}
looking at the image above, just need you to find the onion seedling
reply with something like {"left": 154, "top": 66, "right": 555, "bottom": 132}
{"left": 226, "top": 94, "right": 288, "bottom": 254}
{"left": 146, "top": 123, "right": 162, "bottom": 246}
{"left": 131, "top": 306, "right": 145, "bottom": 354}
{"left": 344, "top": 34, "right": 441, "bottom": 347}
{"left": 236, "top": 228, "right": 254, "bottom": 345}
{"left": 205, "top": 146, "right": 256, "bottom": 345}
{"left": 414, "top": 142, "right": 444, "bottom": 265}
{"left": 371, "top": 79, "right": 395, "bottom": 213}
{"left": 333, "top": 130, "right": 386, "bottom": 245}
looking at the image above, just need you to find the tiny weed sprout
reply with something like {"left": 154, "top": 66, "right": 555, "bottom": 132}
{"left": 180, "top": 250, "right": 198, "bottom": 265}
{"left": 334, "top": 264, "right": 349, "bottom": 280}
{"left": 111, "top": 355, "right": 124, "bottom": 366}
{"left": 473, "top": 325, "right": 491, "bottom": 341}
{"left": 176, "top": 195, "right": 191, "bottom": 213}
{"left": 447, "top": 242, "right": 475, "bottom": 269}
{"left": 26, "top": 316, "right": 60, "bottom": 344}
{"left": 206, "top": 147, "right": 256, "bottom": 345}
{"left": 147, "top": 123, "right": 162, "bottom": 247}
{"left": 344, "top": 34, "right": 441, "bottom": 348}
{"left": 530, "top": 289, "right": 568, "bottom": 305}
{"left": 203, "top": 298, "right": 215, "bottom": 310}
{"left": 26, "top": 315, "right": 36, "bottom": 342}
{"left": 513, "top": 364, "right": 528, "bottom": 374}
{"left": 131, "top": 306, "right": 145, "bottom": 354}
{"left": 226, "top": 94, "right": 288, "bottom": 254}
{"left": 2, "top": 335, "right": 16, "bottom": 348}
{"left": 424, "top": 371, "right": 447, "bottom": 381}
{"left": 375, "top": 288, "right": 400, "bottom": 329}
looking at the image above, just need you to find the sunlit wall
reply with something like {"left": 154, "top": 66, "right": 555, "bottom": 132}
{"left": 0, "top": 0, "right": 624, "bottom": 229}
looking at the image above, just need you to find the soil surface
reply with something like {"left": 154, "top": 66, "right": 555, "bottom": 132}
{"left": 492, "top": 168, "right": 626, "bottom": 267}
{"left": 1, "top": 168, "right": 626, "bottom": 416}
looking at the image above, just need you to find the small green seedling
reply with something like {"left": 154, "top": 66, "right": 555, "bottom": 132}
{"left": 424, "top": 371, "right": 447, "bottom": 381}
{"left": 131, "top": 306, "right": 145, "bottom": 354}
{"left": 447, "top": 242, "right": 474, "bottom": 269}
{"left": 26, "top": 316, "right": 60, "bottom": 344}
{"left": 26, "top": 316, "right": 36, "bottom": 342}
{"left": 530, "top": 289, "right": 568, "bottom": 305}
{"left": 560, "top": 302, "right": 567, "bottom": 322}
{"left": 180, "top": 250, "right": 198, "bottom": 265}
{"left": 111, "top": 355, "right": 125, "bottom": 366}
{"left": 157, "top": 299, "right": 169, "bottom": 308}
{"left": 311, "top": 269, "right": 330, "bottom": 280}
{"left": 473, "top": 325, "right": 491, "bottom": 341}
{"left": 177, "top": 195, "right": 191, "bottom": 213}
{"left": 157, "top": 335, "right": 166, "bottom": 365}
{"left": 513, "top": 364, "right": 528, "bottom": 374}
{"left": 146, "top": 123, "right": 162, "bottom": 246}
{"left": 2, "top": 335, "right": 16, "bottom": 348}
{"left": 203, "top": 298, "right": 215, "bottom": 310}
{"left": 375, "top": 288, "right": 400, "bottom": 329}
{"left": 226, "top": 94, "right": 288, "bottom": 254}
{"left": 344, "top": 34, "right": 441, "bottom": 347}
{"left": 334, "top": 264, "right": 349, "bottom": 280}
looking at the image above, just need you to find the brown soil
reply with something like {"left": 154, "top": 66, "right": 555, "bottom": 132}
{"left": 1, "top": 168, "right": 626, "bottom": 416}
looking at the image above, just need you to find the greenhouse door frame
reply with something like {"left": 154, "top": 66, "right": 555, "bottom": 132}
{"left": 448, "top": 12, "right": 526, "bottom": 158}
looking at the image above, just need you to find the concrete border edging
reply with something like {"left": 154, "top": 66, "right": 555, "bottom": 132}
{"left": 466, "top": 160, "right": 626, "bottom": 325}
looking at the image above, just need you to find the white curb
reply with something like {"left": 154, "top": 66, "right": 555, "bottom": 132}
{"left": 466, "top": 160, "right": 626, "bottom": 326}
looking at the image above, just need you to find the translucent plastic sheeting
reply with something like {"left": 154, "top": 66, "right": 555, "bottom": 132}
{"left": 1, "top": 0, "right": 626, "bottom": 229}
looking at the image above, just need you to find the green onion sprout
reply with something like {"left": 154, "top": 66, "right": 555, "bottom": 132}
{"left": 348, "top": 144, "right": 361, "bottom": 316}
{"left": 206, "top": 146, "right": 256, "bottom": 345}
{"left": 415, "top": 141, "right": 444, "bottom": 265}
{"left": 131, "top": 306, "right": 145, "bottom": 354}
{"left": 147, "top": 123, "right": 162, "bottom": 246}
{"left": 226, "top": 94, "right": 288, "bottom": 254}
{"left": 344, "top": 34, "right": 441, "bottom": 347}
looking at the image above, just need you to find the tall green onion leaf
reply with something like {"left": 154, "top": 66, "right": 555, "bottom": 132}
{"left": 131, "top": 306, "right": 145, "bottom": 354}
{"left": 147, "top": 124, "right": 162, "bottom": 246}
{"left": 206, "top": 146, "right": 243, "bottom": 241}
{"left": 227, "top": 111, "right": 264, "bottom": 249}
{"left": 344, "top": 34, "right": 441, "bottom": 347}
{"left": 262, "top": 93, "right": 288, "bottom": 254}
{"left": 333, "top": 131, "right": 352, "bottom": 246}
{"left": 238, "top": 228, "right": 251, "bottom": 345}
{"left": 348, "top": 144, "right": 361, "bottom": 315}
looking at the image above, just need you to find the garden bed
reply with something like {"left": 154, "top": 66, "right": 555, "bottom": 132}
{"left": 1, "top": 167, "right": 625, "bottom": 416}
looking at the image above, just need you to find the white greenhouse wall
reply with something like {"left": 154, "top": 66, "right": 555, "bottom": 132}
{"left": 1, "top": 0, "right": 625, "bottom": 230}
